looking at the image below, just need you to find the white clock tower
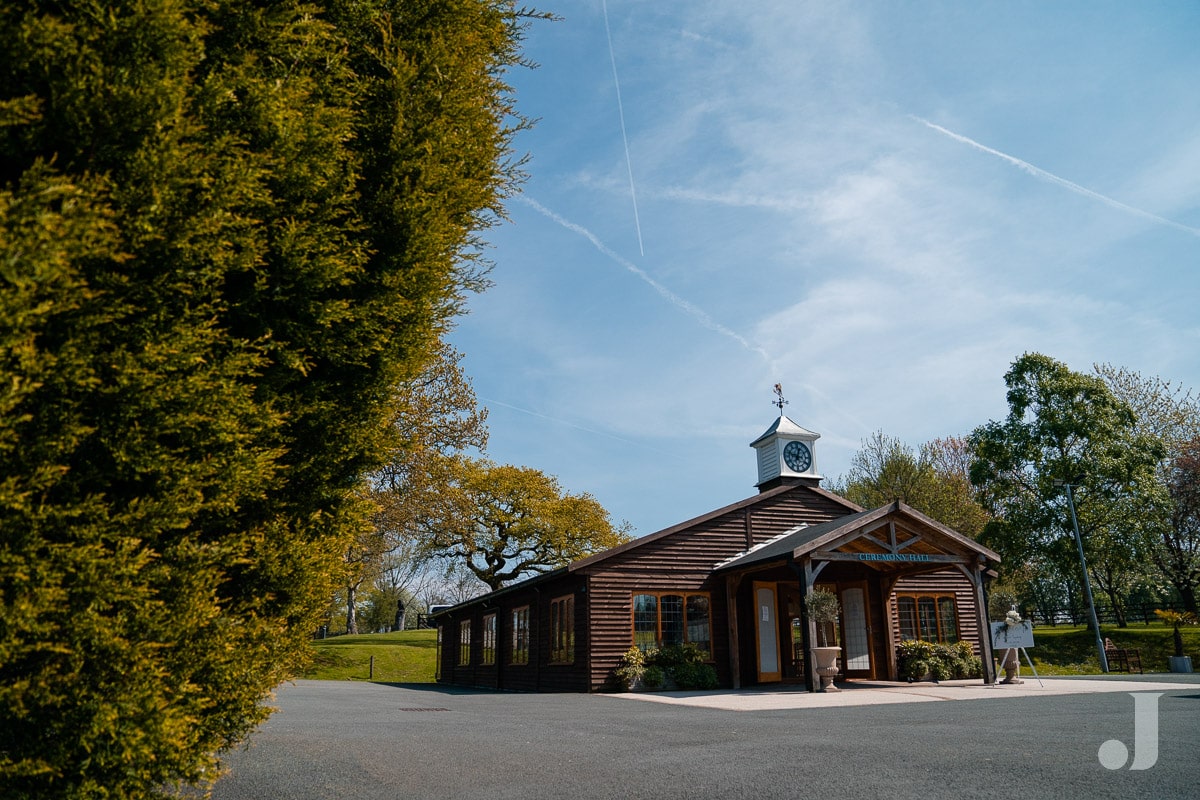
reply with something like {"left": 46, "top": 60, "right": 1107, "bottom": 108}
{"left": 750, "top": 386, "right": 822, "bottom": 490}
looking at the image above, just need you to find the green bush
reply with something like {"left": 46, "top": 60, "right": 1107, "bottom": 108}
{"left": 640, "top": 642, "right": 718, "bottom": 689}
{"left": 648, "top": 642, "right": 708, "bottom": 669}
{"left": 930, "top": 658, "right": 956, "bottom": 681}
{"left": 612, "top": 646, "right": 646, "bottom": 691}
{"left": 667, "top": 661, "right": 720, "bottom": 690}
{"left": 901, "top": 658, "right": 930, "bottom": 681}
{"left": 693, "top": 664, "right": 720, "bottom": 690}
{"left": 642, "top": 665, "right": 665, "bottom": 689}
{"left": 0, "top": 1, "right": 539, "bottom": 796}
{"left": 897, "top": 639, "right": 983, "bottom": 681}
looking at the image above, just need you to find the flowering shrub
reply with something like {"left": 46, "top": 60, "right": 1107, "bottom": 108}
{"left": 897, "top": 639, "right": 982, "bottom": 681}
{"left": 649, "top": 643, "right": 718, "bottom": 689}
{"left": 612, "top": 642, "right": 718, "bottom": 690}
{"left": 612, "top": 646, "right": 646, "bottom": 690}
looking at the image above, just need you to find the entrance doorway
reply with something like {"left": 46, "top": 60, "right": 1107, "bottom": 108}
{"left": 753, "top": 582, "right": 781, "bottom": 683}
{"left": 839, "top": 582, "right": 873, "bottom": 679}
{"left": 752, "top": 579, "right": 876, "bottom": 684}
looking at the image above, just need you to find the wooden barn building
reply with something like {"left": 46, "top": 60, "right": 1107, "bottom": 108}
{"left": 433, "top": 413, "right": 1000, "bottom": 692}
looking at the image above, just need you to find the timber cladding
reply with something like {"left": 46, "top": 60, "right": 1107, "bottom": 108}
{"left": 433, "top": 483, "right": 998, "bottom": 692}
{"left": 889, "top": 570, "right": 981, "bottom": 652}
{"left": 579, "top": 488, "right": 853, "bottom": 689}
{"left": 436, "top": 484, "right": 859, "bottom": 692}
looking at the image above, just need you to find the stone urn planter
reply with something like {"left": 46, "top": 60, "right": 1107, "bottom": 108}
{"left": 1168, "top": 655, "right": 1193, "bottom": 673}
{"left": 805, "top": 588, "right": 842, "bottom": 692}
{"left": 811, "top": 646, "right": 842, "bottom": 692}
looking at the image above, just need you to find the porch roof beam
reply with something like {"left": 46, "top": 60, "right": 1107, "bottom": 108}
{"left": 809, "top": 551, "right": 972, "bottom": 565}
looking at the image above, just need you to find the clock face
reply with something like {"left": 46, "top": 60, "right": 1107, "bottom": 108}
{"left": 783, "top": 441, "right": 812, "bottom": 472}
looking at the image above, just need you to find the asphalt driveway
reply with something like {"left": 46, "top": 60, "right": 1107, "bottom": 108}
{"left": 210, "top": 676, "right": 1200, "bottom": 800}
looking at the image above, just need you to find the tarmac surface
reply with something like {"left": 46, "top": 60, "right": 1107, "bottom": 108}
{"left": 607, "top": 674, "right": 1196, "bottom": 710}
{"left": 210, "top": 674, "right": 1200, "bottom": 800}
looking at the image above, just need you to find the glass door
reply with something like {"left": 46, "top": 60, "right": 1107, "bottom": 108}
{"left": 840, "top": 583, "right": 873, "bottom": 678}
{"left": 753, "top": 582, "right": 781, "bottom": 683}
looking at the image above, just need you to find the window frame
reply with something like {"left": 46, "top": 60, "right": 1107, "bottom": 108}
{"left": 481, "top": 613, "right": 497, "bottom": 666}
{"left": 459, "top": 619, "right": 472, "bottom": 665}
{"left": 895, "top": 592, "right": 960, "bottom": 644}
{"left": 510, "top": 605, "right": 530, "bottom": 666}
{"left": 549, "top": 594, "right": 575, "bottom": 665}
{"left": 630, "top": 591, "right": 713, "bottom": 660}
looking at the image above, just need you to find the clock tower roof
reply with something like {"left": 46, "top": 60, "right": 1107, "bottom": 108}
{"left": 749, "top": 414, "right": 820, "bottom": 448}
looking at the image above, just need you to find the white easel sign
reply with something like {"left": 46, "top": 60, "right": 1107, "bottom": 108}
{"left": 991, "top": 620, "right": 1035, "bottom": 650}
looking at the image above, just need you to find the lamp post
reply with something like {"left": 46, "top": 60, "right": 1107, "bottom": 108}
{"left": 1056, "top": 480, "right": 1109, "bottom": 673}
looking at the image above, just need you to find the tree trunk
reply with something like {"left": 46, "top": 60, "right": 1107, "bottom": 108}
{"left": 1178, "top": 584, "right": 1198, "bottom": 616}
{"left": 346, "top": 584, "right": 358, "bottom": 635}
{"left": 1100, "top": 583, "right": 1127, "bottom": 628}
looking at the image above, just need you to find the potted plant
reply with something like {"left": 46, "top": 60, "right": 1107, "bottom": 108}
{"left": 805, "top": 589, "right": 842, "bottom": 692}
{"left": 1154, "top": 609, "right": 1197, "bottom": 673}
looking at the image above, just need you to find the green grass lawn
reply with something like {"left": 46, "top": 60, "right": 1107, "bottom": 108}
{"left": 1023, "top": 623, "right": 1199, "bottom": 675}
{"left": 296, "top": 624, "right": 1197, "bottom": 683}
{"left": 300, "top": 629, "right": 438, "bottom": 682}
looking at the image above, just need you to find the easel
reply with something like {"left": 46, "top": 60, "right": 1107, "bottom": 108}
{"left": 999, "top": 646, "right": 1043, "bottom": 687}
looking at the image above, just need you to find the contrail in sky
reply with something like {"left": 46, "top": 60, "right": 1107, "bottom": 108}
{"left": 481, "top": 397, "right": 675, "bottom": 457}
{"left": 519, "top": 196, "right": 773, "bottom": 366}
{"left": 912, "top": 116, "right": 1200, "bottom": 238}
{"left": 602, "top": 0, "right": 645, "bottom": 256}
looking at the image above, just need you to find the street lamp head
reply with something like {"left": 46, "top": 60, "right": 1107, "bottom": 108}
{"left": 1052, "top": 473, "right": 1086, "bottom": 488}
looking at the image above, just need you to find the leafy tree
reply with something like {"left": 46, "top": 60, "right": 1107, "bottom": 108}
{"left": 1098, "top": 364, "right": 1200, "bottom": 614}
{"left": 422, "top": 558, "right": 494, "bottom": 605}
{"left": 835, "top": 431, "right": 928, "bottom": 508}
{"left": 0, "top": 1, "right": 539, "bottom": 796}
{"left": 835, "top": 432, "right": 989, "bottom": 538}
{"left": 969, "top": 353, "right": 1164, "bottom": 626}
{"left": 417, "top": 457, "right": 633, "bottom": 591}
{"left": 1163, "top": 437, "right": 1200, "bottom": 613}
{"left": 919, "top": 436, "right": 991, "bottom": 538}
{"left": 344, "top": 341, "right": 489, "bottom": 633}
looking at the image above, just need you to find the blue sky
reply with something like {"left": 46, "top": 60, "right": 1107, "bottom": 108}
{"left": 448, "top": 0, "right": 1200, "bottom": 537}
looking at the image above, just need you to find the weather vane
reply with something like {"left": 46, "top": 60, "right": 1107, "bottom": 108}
{"left": 772, "top": 383, "right": 788, "bottom": 414}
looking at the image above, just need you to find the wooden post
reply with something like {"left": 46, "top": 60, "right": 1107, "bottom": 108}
{"left": 799, "top": 559, "right": 818, "bottom": 693}
{"left": 369, "top": 655, "right": 375, "bottom": 680}
{"left": 881, "top": 575, "right": 901, "bottom": 681}
{"left": 726, "top": 574, "right": 742, "bottom": 689}
{"left": 959, "top": 561, "right": 996, "bottom": 684}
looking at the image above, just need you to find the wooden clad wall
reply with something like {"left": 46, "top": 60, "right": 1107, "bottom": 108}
{"left": 436, "top": 484, "right": 860, "bottom": 692}
{"left": 581, "top": 488, "right": 852, "bottom": 690}
{"left": 888, "top": 569, "right": 981, "bottom": 653}
{"left": 436, "top": 576, "right": 591, "bottom": 692}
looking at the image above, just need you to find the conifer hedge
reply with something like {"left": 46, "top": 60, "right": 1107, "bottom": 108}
{"left": 0, "top": 2, "right": 535, "bottom": 795}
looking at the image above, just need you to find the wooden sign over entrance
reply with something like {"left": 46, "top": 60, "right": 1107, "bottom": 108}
{"left": 811, "top": 551, "right": 972, "bottom": 565}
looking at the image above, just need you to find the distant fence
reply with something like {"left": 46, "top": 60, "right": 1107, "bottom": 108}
{"left": 1027, "top": 602, "right": 1189, "bottom": 627}
{"left": 313, "top": 612, "right": 440, "bottom": 639}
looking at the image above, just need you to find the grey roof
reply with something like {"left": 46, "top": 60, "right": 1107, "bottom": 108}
{"left": 713, "top": 500, "right": 1001, "bottom": 572}
{"left": 714, "top": 509, "right": 875, "bottom": 571}
{"left": 748, "top": 414, "right": 821, "bottom": 447}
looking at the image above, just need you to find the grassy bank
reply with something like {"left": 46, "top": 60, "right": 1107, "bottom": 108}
{"left": 1022, "top": 623, "right": 1199, "bottom": 675}
{"left": 296, "top": 624, "right": 1198, "bottom": 683}
{"left": 300, "top": 629, "right": 438, "bottom": 682}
